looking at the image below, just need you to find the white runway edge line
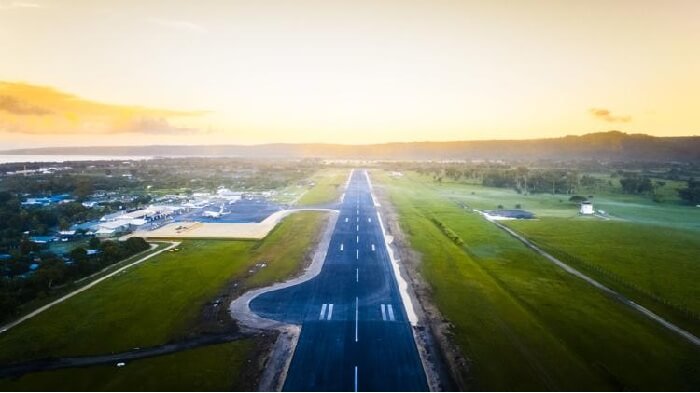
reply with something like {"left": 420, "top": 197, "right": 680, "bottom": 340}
{"left": 0, "top": 241, "right": 180, "bottom": 334}
{"left": 364, "top": 171, "right": 419, "bottom": 326}
{"left": 491, "top": 218, "right": 700, "bottom": 347}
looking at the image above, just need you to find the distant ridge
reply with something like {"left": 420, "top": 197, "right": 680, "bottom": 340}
{"left": 2, "top": 131, "right": 699, "bottom": 162}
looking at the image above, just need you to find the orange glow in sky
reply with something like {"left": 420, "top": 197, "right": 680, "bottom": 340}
{"left": 1, "top": 0, "right": 699, "bottom": 148}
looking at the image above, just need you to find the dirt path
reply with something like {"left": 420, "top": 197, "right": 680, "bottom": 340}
{"left": 0, "top": 241, "right": 180, "bottom": 334}
{"left": 488, "top": 217, "right": 700, "bottom": 347}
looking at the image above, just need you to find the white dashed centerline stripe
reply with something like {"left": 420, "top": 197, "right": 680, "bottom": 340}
{"left": 356, "top": 268, "right": 359, "bottom": 282}
{"left": 368, "top": 217, "right": 371, "bottom": 223}
{"left": 355, "top": 297, "right": 359, "bottom": 342}
{"left": 371, "top": 244, "right": 375, "bottom": 251}
{"left": 354, "top": 366, "right": 358, "bottom": 392}
{"left": 356, "top": 249, "right": 359, "bottom": 260}
{"left": 340, "top": 243, "right": 344, "bottom": 251}
{"left": 356, "top": 235, "right": 359, "bottom": 243}
{"left": 356, "top": 225, "right": 359, "bottom": 231}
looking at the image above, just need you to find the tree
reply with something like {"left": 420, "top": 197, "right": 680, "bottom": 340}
{"left": 678, "top": 178, "right": 700, "bottom": 204}
{"left": 569, "top": 195, "right": 587, "bottom": 203}
{"left": 89, "top": 237, "right": 101, "bottom": 249}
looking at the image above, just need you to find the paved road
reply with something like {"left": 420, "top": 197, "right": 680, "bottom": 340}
{"left": 251, "top": 170, "right": 428, "bottom": 391}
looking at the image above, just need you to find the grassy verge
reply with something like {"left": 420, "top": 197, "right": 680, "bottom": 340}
{"left": 296, "top": 169, "right": 349, "bottom": 206}
{"left": 0, "top": 211, "right": 327, "bottom": 390}
{"left": 376, "top": 170, "right": 699, "bottom": 391}
{"left": 0, "top": 339, "right": 257, "bottom": 391}
{"left": 506, "top": 217, "right": 700, "bottom": 335}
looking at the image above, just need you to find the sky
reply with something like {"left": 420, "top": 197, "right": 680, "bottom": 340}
{"left": 1, "top": 0, "right": 699, "bottom": 148}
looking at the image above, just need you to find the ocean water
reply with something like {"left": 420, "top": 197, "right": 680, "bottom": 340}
{"left": 0, "top": 155, "right": 153, "bottom": 164}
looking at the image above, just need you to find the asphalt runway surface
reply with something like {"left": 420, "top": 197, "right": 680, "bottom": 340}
{"left": 251, "top": 170, "right": 428, "bottom": 391}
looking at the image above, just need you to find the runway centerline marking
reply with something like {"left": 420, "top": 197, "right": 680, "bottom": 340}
{"left": 371, "top": 244, "right": 375, "bottom": 251}
{"left": 340, "top": 243, "right": 344, "bottom": 251}
{"left": 356, "top": 268, "right": 359, "bottom": 282}
{"left": 368, "top": 217, "right": 372, "bottom": 223}
{"left": 356, "top": 235, "right": 359, "bottom": 243}
{"left": 345, "top": 217, "right": 348, "bottom": 223}
{"left": 356, "top": 249, "right": 359, "bottom": 260}
{"left": 355, "top": 297, "right": 359, "bottom": 342}
{"left": 356, "top": 224, "right": 359, "bottom": 231}
{"left": 354, "top": 366, "right": 358, "bottom": 392}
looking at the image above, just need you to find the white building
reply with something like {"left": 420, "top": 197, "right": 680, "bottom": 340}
{"left": 580, "top": 201, "right": 595, "bottom": 215}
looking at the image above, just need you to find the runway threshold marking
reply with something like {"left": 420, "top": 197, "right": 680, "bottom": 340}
{"left": 319, "top": 303, "right": 334, "bottom": 320}
{"left": 380, "top": 304, "right": 396, "bottom": 321}
{"left": 387, "top": 304, "right": 395, "bottom": 321}
{"left": 355, "top": 297, "right": 359, "bottom": 342}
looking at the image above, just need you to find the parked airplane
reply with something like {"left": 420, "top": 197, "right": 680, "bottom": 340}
{"left": 202, "top": 203, "right": 229, "bottom": 219}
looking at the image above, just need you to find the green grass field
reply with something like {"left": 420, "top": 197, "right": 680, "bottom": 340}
{"left": 0, "top": 340, "right": 256, "bottom": 391}
{"left": 427, "top": 173, "right": 700, "bottom": 229}
{"left": 296, "top": 169, "right": 349, "bottom": 206}
{"left": 506, "top": 217, "right": 700, "bottom": 335}
{"left": 0, "top": 211, "right": 327, "bottom": 390}
{"left": 376, "top": 171, "right": 699, "bottom": 391}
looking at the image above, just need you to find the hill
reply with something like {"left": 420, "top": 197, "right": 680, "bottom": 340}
{"left": 2, "top": 131, "right": 698, "bottom": 162}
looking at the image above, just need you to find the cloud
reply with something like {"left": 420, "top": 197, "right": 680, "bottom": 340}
{"left": 0, "top": 81, "right": 206, "bottom": 135}
{"left": 123, "top": 117, "right": 197, "bottom": 135}
{"left": 0, "top": 95, "right": 52, "bottom": 115}
{"left": 149, "top": 18, "right": 207, "bottom": 34}
{"left": 589, "top": 108, "right": 631, "bottom": 123}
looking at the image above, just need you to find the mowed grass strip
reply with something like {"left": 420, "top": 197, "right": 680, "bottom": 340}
{"left": 0, "top": 339, "right": 256, "bottom": 392}
{"left": 507, "top": 218, "right": 700, "bottom": 334}
{"left": 0, "top": 211, "right": 327, "bottom": 365}
{"left": 376, "top": 171, "right": 700, "bottom": 391}
{"left": 296, "top": 169, "right": 349, "bottom": 206}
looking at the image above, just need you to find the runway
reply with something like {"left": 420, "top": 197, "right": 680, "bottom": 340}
{"left": 250, "top": 170, "right": 428, "bottom": 391}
